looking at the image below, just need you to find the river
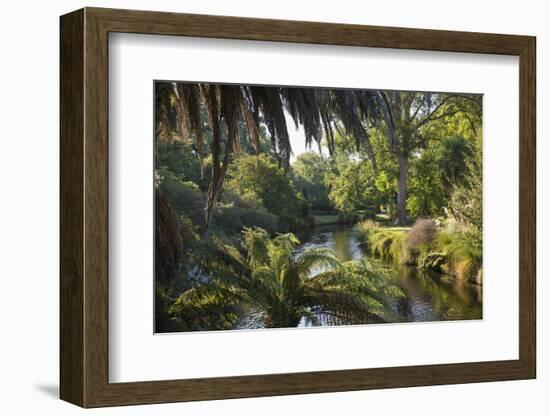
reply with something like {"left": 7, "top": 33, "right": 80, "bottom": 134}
{"left": 295, "top": 223, "right": 482, "bottom": 325}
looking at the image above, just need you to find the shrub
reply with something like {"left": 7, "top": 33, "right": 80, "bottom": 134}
{"left": 450, "top": 159, "right": 482, "bottom": 232}
{"left": 156, "top": 141, "right": 202, "bottom": 185}
{"left": 214, "top": 191, "right": 279, "bottom": 235}
{"left": 357, "top": 219, "right": 379, "bottom": 235}
{"left": 178, "top": 213, "right": 200, "bottom": 248}
{"left": 356, "top": 219, "right": 379, "bottom": 251}
{"left": 368, "top": 229, "right": 408, "bottom": 263}
{"left": 435, "top": 230, "right": 482, "bottom": 282}
{"left": 291, "top": 152, "right": 332, "bottom": 213}
{"left": 407, "top": 218, "right": 437, "bottom": 248}
{"left": 225, "top": 154, "right": 308, "bottom": 230}
{"left": 160, "top": 178, "right": 205, "bottom": 227}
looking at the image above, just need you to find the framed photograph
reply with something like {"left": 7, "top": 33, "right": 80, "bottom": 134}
{"left": 60, "top": 7, "right": 536, "bottom": 408}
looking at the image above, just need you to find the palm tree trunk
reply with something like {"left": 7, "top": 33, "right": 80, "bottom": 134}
{"left": 396, "top": 153, "right": 409, "bottom": 225}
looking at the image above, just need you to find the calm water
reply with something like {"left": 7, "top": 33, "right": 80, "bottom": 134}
{"left": 295, "top": 223, "right": 482, "bottom": 325}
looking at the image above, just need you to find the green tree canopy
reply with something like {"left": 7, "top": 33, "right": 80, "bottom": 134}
{"left": 291, "top": 152, "right": 332, "bottom": 213}
{"left": 225, "top": 154, "right": 308, "bottom": 229}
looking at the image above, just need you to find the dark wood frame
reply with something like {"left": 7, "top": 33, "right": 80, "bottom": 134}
{"left": 60, "top": 7, "right": 536, "bottom": 408}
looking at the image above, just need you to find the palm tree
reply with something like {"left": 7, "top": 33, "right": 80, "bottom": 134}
{"left": 155, "top": 83, "right": 383, "bottom": 227}
{"left": 170, "top": 228, "right": 405, "bottom": 330}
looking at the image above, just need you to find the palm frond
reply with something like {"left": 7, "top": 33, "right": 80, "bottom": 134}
{"left": 174, "top": 83, "right": 206, "bottom": 176}
{"left": 295, "top": 248, "right": 341, "bottom": 277}
{"left": 170, "top": 285, "right": 240, "bottom": 331}
{"left": 242, "top": 227, "right": 270, "bottom": 267}
{"left": 302, "top": 288, "right": 382, "bottom": 324}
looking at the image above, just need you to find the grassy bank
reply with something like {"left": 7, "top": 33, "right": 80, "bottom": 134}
{"left": 313, "top": 211, "right": 374, "bottom": 226}
{"left": 357, "top": 219, "right": 482, "bottom": 285}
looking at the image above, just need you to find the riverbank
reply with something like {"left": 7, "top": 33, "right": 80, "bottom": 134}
{"left": 357, "top": 219, "right": 483, "bottom": 285}
{"left": 297, "top": 222, "right": 482, "bottom": 322}
{"left": 312, "top": 211, "right": 373, "bottom": 226}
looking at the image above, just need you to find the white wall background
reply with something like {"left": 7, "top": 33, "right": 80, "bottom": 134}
{"left": 0, "top": 0, "right": 546, "bottom": 414}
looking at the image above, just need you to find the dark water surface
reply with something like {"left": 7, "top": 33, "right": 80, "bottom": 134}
{"left": 295, "top": 223, "right": 482, "bottom": 325}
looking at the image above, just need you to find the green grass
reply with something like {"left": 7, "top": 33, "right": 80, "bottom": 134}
{"left": 375, "top": 213, "right": 391, "bottom": 223}
{"left": 368, "top": 229, "right": 409, "bottom": 263}
{"left": 379, "top": 226, "right": 410, "bottom": 232}
{"left": 313, "top": 213, "right": 367, "bottom": 226}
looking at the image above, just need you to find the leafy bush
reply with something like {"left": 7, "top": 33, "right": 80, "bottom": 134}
{"left": 178, "top": 213, "right": 200, "bottom": 248}
{"left": 407, "top": 148, "right": 445, "bottom": 218}
{"left": 450, "top": 159, "right": 482, "bottom": 231}
{"left": 160, "top": 178, "right": 205, "bottom": 227}
{"left": 156, "top": 141, "right": 203, "bottom": 186}
{"left": 291, "top": 152, "right": 332, "bottom": 213}
{"left": 327, "top": 159, "right": 378, "bottom": 213}
{"left": 225, "top": 154, "right": 309, "bottom": 230}
{"left": 437, "top": 136, "right": 475, "bottom": 193}
{"left": 214, "top": 196, "right": 278, "bottom": 236}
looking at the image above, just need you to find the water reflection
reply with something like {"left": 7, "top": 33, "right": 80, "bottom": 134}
{"left": 296, "top": 224, "right": 364, "bottom": 262}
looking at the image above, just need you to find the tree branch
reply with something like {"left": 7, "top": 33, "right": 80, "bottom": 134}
{"left": 417, "top": 109, "right": 462, "bottom": 128}
{"left": 415, "top": 95, "right": 455, "bottom": 128}
{"left": 410, "top": 101, "right": 423, "bottom": 120}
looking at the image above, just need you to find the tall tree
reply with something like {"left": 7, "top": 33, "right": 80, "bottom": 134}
{"left": 373, "top": 91, "right": 481, "bottom": 225}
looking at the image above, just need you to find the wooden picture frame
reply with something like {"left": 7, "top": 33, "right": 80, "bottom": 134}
{"left": 60, "top": 7, "right": 536, "bottom": 408}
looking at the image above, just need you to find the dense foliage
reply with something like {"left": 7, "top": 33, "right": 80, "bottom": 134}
{"left": 154, "top": 82, "right": 483, "bottom": 331}
{"left": 170, "top": 228, "right": 404, "bottom": 330}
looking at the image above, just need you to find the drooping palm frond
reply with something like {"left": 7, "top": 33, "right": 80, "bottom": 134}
{"left": 332, "top": 90, "right": 377, "bottom": 169}
{"left": 240, "top": 97, "right": 260, "bottom": 156}
{"left": 248, "top": 86, "right": 292, "bottom": 169}
{"left": 174, "top": 83, "right": 206, "bottom": 177}
{"left": 294, "top": 248, "right": 341, "bottom": 277}
{"left": 280, "top": 87, "right": 324, "bottom": 153}
{"left": 305, "top": 258, "right": 405, "bottom": 322}
{"left": 157, "top": 83, "right": 401, "bottom": 227}
{"left": 302, "top": 288, "right": 385, "bottom": 324}
{"left": 241, "top": 227, "right": 271, "bottom": 267}
{"left": 154, "top": 82, "right": 175, "bottom": 143}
